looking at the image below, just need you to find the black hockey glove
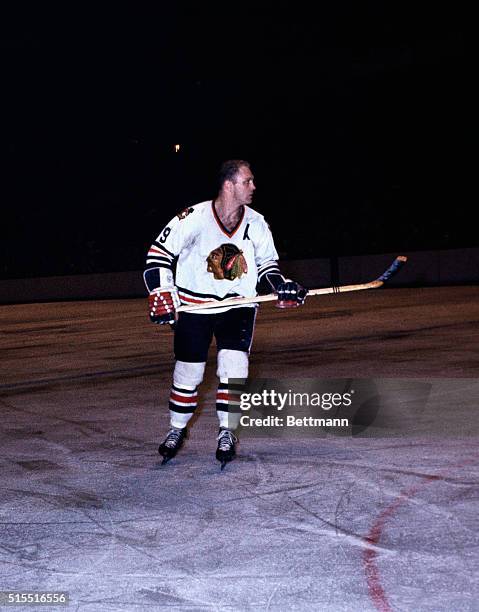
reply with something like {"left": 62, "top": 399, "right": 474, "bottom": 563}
{"left": 276, "top": 281, "right": 308, "bottom": 309}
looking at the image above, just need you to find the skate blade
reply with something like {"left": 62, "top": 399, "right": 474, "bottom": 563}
{"left": 161, "top": 455, "right": 172, "bottom": 465}
{"left": 220, "top": 460, "right": 227, "bottom": 471}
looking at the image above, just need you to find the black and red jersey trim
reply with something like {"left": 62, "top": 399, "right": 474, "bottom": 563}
{"left": 152, "top": 241, "right": 175, "bottom": 258}
{"left": 176, "top": 285, "right": 241, "bottom": 305}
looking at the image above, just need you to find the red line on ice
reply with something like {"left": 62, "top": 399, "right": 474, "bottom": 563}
{"left": 362, "top": 455, "right": 478, "bottom": 611}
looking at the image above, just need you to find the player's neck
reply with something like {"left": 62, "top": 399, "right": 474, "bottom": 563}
{"left": 214, "top": 197, "right": 244, "bottom": 228}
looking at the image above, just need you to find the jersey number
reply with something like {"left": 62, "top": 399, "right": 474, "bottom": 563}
{"left": 159, "top": 227, "right": 171, "bottom": 243}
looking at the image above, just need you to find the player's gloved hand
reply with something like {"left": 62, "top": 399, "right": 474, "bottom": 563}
{"left": 275, "top": 280, "right": 308, "bottom": 309}
{"left": 148, "top": 287, "right": 180, "bottom": 324}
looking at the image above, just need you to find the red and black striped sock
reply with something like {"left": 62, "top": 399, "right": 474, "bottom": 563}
{"left": 169, "top": 385, "right": 198, "bottom": 428}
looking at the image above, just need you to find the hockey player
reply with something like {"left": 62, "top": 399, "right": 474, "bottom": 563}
{"left": 144, "top": 160, "right": 307, "bottom": 468}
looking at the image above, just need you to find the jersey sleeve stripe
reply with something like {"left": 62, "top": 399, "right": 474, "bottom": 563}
{"left": 258, "top": 261, "right": 280, "bottom": 274}
{"left": 148, "top": 248, "right": 173, "bottom": 260}
{"left": 145, "top": 262, "right": 173, "bottom": 269}
{"left": 152, "top": 242, "right": 175, "bottom": 258}
{"left": 258, "top": 266, "right": 281, "bottom": 280}
{"left": 146, "top": 256, "right": 173, "bottom": 265}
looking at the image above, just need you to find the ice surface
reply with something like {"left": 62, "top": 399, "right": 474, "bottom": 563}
{"left": 1, "top": 288, "right": 478, "bottom": 611}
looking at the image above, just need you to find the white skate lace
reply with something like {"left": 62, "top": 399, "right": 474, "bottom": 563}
{"left": 217, "top": 429, "right": 237, "bottom": 450}
{"left": 164, "top": 428, "right": 184, "bottom": 448}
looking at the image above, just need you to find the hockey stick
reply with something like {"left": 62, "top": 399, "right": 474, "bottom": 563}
{"left": 176, "top": 256, "right": 408, "bottom": 313}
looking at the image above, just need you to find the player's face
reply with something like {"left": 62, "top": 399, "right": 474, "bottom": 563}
{"left": 232, "top": 166, "right": 256, "bottom": 205}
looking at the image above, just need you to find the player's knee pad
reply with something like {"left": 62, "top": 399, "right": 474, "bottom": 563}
{"left": 173, "top": 360, "right": 206, "bottom": 388}
{"left": 216, "top": 349, "right": 249, "bottom": 380}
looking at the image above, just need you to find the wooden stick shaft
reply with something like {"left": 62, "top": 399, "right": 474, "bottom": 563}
{"left": 176, "top": 256, "right": 407, "bottom": 313}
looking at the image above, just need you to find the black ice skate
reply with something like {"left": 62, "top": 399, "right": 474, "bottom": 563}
{"left": 216, "top": 428, "right": 238, "bottom": 470}
{"left": 158, "top": 427, "right": 187, "bottom": 464}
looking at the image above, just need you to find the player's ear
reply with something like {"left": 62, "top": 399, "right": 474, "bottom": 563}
{"left": 224, "top": 179, "right": 235, "bottom": 193}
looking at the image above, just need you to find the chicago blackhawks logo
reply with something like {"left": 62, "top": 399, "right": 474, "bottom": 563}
{"left": 177, "top": 207, "right": 194, "bottom": 220}
{"left": 206, "top": 244, "right": 248, "bottom": 281}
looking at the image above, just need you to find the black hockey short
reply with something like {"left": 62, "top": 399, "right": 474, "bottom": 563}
{"left": 174, "top": 307, "right": 257, "bottom": 363}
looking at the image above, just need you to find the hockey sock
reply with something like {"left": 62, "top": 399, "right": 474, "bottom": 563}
{"left": 168, "top": 384, "right": 198, "bottom": 429}
{"left": 216, "top": 380, "right": 241, "bottom": 430}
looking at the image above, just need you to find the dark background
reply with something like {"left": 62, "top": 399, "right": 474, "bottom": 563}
{"left": 1, "top": 2, "right": 473, "bottom": 279}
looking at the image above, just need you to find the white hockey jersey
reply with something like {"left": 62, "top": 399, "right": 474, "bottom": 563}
{"left": 144, "top": 200, "right": 284, "bottom": 314}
